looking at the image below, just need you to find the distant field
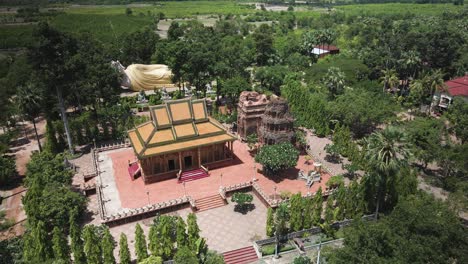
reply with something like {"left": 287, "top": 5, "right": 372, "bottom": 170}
{"left": 0, "top": 24, "right": 33, "bottom": 49}
{"left": 0, "top": 2, "right": 465, "bottom": 49}
{"left": 335, "top": 3, "right": 463, "bottom": 16}
{"left": 67, "top": 1, "right": 256, "bottom": 17}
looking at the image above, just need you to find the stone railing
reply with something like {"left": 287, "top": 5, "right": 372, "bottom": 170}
{"left": 95, "top": 140, "right": 130, "bottom": 152}
{"left": 102, "top": 196, "right": 193, "bottom": 225}
{"left": 96, "top": 184, "right": 106, "bottom": 220}
{"left": 219, "top": 181, "right": 252, "bottom": 200}
{"left": 252, "top": 182, "right": 281, "bottom": 208}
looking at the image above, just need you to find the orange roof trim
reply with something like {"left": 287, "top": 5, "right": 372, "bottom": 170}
{"left": 128, "top": 99, "right": 236, "bottom": 158}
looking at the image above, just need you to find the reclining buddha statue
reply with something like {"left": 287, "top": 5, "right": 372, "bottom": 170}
{"left": 111, "top": 60, "right": 175, "bottom": 91}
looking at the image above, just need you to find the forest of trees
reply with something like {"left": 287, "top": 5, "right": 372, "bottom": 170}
{"left": 0, "top": 1, "right": 467, "bottom": 263}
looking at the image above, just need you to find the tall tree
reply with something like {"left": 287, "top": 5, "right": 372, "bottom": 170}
{"left": 52, "top": 226, "right": 70, "bottom": 262}
{"left": 252, "top": 24, "right": 274, "bottom": 66}
{"left": 176, "top": 216, "right": 187, "bottom": 248}
{"left": 379, "top": 68, "right": 399, "bottom": 93}
{"left": 266, "top": 207, "right": 275, "bottom": 237}
{"left": 289, "top": 193, "right": 304, "bottom": 232}
{"left": 69, "top": 208, "right": 86, "bottom": 264}
{"left": 83, "top": 225, "right": 102, "bottom": 264}
{"left": 101, "top": 228, "right": 116, "bottom": 264}
{"left": 135, "top": 223, "right": 149, "bottom": 262}
{"left": 29, "top": 22, "right": 79, "bottom": 154}
{"left": 16, "top": 82, "right": 43, "bottom": 152}
{"left": 363, "top": 126, "right": 410, "bottom": 217}
{"left": 187, "top": 213, "right": 200, "bottom": 251}
{"left": 312, "top": 187, "right": 323, "bottom": 226}
{"left": 323, "top": 67, "right": 346, "bottom": 99}
{"left": 119, "top": 233, "right": 131, "bottom": 264}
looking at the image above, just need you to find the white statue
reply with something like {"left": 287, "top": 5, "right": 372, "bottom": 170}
{"left": 111, "top": 60, "right": 174, "bottom": 91}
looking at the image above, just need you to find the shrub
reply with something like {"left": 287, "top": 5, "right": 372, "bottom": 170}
{"left": 255, "top": 143, "right": 299, "bottom": 176}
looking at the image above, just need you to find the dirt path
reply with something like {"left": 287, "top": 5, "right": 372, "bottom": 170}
{"left": 0, "top": 117, "right": 46, "bottom": 239}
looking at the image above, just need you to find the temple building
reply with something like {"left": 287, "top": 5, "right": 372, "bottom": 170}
{"left": 237, "top": 91, "right": 270, "bottom": 140}
{"left": 128, "top": 99, "right": 236, "bottom": 183}
{"left": 258, "top": 98, "right": 295, "bottom": 145}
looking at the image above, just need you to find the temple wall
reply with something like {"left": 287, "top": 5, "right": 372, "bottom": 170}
{"left": 141, "top": 142, "right": 233, "bottom": 183}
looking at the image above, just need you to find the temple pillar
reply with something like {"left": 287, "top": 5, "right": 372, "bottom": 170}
{"left": 178, "top": 152, "right": 182, "bottom": 170}
{"left": 198, "top": 147, "right": 201, "bottom": 167}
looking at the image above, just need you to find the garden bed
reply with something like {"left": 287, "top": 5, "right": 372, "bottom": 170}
{"left": 261, "top": 241, "right": 296, "bottom": 256}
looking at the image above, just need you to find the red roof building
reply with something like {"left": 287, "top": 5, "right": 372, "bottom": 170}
{"left": 432, "top": 75, "right": 468, "bottom": 113}
{"left": 445, "top": 75, "right": 468, "bottom": 97}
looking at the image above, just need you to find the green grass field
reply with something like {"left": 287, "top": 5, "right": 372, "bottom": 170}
{"left": 335, "top": 3, "right": 463, "bottom": 16}
{"left": 67, "top": 1, "right": 256, "bottom": 17}
{"left": 0, "top": 2, "right": 465, "bottom": 49}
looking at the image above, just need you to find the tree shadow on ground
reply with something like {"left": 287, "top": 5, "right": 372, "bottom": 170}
{"left": 324, "top": 154, "right": 341, "bottom": 164}
{"left": 234, "top": 204, "right": 256, "bottom": 215}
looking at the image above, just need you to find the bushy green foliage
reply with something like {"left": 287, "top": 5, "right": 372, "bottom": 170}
{"left": 174, "top": 246, "right": 198, "bottom": 264}
{"left": 293, "top": 255, "right": 311, "bottom": 264}
{"left": 83, "top": 225, "right": 102, "bottom": 264}
{"left": 281, "top": 78, "right": 331, "bottom": 136}
{"left": 327, "top": 193, "right": 468, "bottom": 264}
{"left": 70, "top": 208, "right": 86, "bottom": 264}
{"left": 135, "top": 223, "right": 148, "bottom": 262}
{"left": 255, "top": 143, "right": 299, "bottom": 175}
{"left": 119, "top": 233, "right": 131, "bottom": 264}
{"left": 187, "top": 213, "right": 201, "bottom": 251}
{"left": 0, "top": 237, "right": 23, "bottom": 264}
{"left": 289, "top": 193, "right": 304, "bottom": 232}
{"left": 231, "top": 192, "right": 253, "bottom": 210}
{"left": 0, "top": 155, "right": 16, "bottom": 185}
{"left": 102, "top": 227, "right": 116, "bottom": 264}
{"left": 52, "top": 226, "right": 70, "bottom": 262}
{"left": 266, "top": 207, "right": 275, "bottom": 237}
{"left": 446, "top": 97, "right": 468, "bottom": 144}
{"left": 139, "top": 255, "right": 163, "bottom": 264}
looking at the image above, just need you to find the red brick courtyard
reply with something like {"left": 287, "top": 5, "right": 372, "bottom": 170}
{"left": 107, "top": 141, "right": 332, "bottom": 209}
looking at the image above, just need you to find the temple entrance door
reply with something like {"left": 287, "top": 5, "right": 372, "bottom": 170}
{"left": 184, "top": 156, "right": 193, "bottom": 169}
{"left": 168, "top": 159, "right": 176, "bottom": 171}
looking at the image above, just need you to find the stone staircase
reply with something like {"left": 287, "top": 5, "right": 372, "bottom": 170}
{"left": 223, "top": 246, "right": 258, "bottom": 264}
{"left": 195, "top": 194, "right": 226, "bottom": 212}
{"left": 178, "top": 168, "right": 209, "bottom": 183}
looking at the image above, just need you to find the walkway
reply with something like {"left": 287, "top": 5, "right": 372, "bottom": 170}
{"left": 303, "top": 129, "right": 350, "bottom": 176}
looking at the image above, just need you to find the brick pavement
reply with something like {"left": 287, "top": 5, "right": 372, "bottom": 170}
{"left": 98, "top": 140, "right": 331, "bottom": 215}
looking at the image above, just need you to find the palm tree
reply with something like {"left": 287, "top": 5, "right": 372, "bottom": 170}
{"left": 399, "top": 50, "right": 421, "bottom": 80}
{"left": 324, "top": 67, "right": 346, "bottom": 98}
{"left": 426, "top": 69, "right": 446, "bottom": 100}
{"left": 379, "top": 69, "right": 399, "bottom": 93}
{"left": 16, "top": 82, "right": 44, "bottom": 152}
{"left": 363, "top": 126, "right": 410, "bottom": 218}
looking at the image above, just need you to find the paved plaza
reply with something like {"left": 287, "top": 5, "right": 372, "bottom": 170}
{"left": 98, "top": 140, "right": 332, "bottom": 215}
{"left": 108, "top": 192, "right": 266, "bottom": 257}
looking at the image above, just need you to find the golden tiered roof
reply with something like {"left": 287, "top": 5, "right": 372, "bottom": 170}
{"left": 128, "top": 99, "right": 236, "bottom": 158}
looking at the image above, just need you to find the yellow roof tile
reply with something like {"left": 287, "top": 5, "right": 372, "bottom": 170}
{"left": 136, "top": 122, "right": 154, "bottom": 142}
{"left": 196, "top": 122, "right": 222, "bottom": 136}
{"left": 154, "top": 107, "right": 170, "bottom": 126}
{"left": 192, "top": 102, "right": 207, "bottom": 120}
{"left": 128, "top": 130, "right": 144, "bottom": 154}
{"left": 169, "top": 101, "right": 192, "bottom": 122}
{"left": 149, "top": 129, "right": 174, "bottom": 144}
{"left": 174, "top": 123, "right": 196, "bottom": 138}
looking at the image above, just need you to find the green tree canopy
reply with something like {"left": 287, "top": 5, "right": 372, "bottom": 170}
{"left": 119, "top": 233, "right": 131, "bottom": 264}
{"left": 327, "top": 193, "right": 468, "bottom": 264}
{"left": 255, "top": 142, "right": 299, "bottom": 175}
